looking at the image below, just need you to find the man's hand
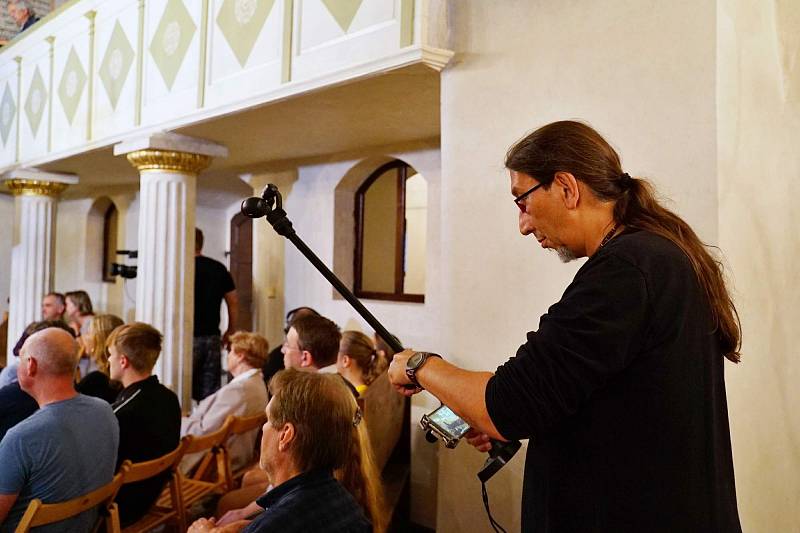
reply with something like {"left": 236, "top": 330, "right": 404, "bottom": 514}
{"left": 465, "top": 429, "right": 493, "bottom": 453}
{"left": 188, "top": 517, "right": 217, "bottom": 533}
{"left": 388, "top": 349, "right": 422, "bottom": 396}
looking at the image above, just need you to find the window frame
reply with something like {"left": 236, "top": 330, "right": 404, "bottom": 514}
{"left": 353, "top": 160, "right": 425, "bottom": 303}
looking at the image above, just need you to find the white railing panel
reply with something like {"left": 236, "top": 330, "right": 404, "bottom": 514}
{"left": 92, "top": 1, "right": 140, "bottom": 142}
{"left": 51, "top": 16, "right": 92, "bottom": 154}
{"left": 204, "top": 0, "right": 285, "bottom": 109}
{"left": 0, "top": 59, "right": 19, "bottom": 167}
{"left": 141, "top": 0, "right": 203, "bottom": 127}
{"left": 292, "top": 0, "right": 406, "bottom": 82}
{"left": 18, "top": 41, "right": 51, "bottom": 162}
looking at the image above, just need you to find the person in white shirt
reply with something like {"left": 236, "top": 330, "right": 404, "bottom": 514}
{"left": 181, "top": 331, "right": 269, "bottom": 473}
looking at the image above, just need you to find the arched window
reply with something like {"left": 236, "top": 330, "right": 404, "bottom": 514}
{"left": 102, "top": 203, "right": 118, "bottom": 282}
{"left": 354, "top": 160, "right": 427, "bottom": 302}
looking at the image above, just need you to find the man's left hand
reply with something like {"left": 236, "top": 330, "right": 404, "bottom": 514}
{"left": 388, "top": 349, "right": 422, "bottom": 397}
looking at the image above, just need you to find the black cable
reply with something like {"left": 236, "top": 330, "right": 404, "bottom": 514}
{"left": 481, "top": 481, "right": 508, "bottom": 533}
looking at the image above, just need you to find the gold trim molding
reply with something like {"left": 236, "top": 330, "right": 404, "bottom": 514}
{"left": 126, "top": 150, "right": 213, "bottom": 174}
{"left": 5, "top": 179, "right": 70, "bottom": 197}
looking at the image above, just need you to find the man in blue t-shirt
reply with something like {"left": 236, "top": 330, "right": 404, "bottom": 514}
{"left": 0, "top": 327, "right": 119, "bottom": 532}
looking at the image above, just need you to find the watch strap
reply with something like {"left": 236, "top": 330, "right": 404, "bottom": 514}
{"left": 406, "top": 352, "right": 442, "bottom": 389}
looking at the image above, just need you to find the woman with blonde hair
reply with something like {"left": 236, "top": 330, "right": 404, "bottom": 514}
{"left": 337, "top": 330, "right": 388, "bottom": 397}
{"left": 76, "top": 314, "right": 124, "bottom": 403}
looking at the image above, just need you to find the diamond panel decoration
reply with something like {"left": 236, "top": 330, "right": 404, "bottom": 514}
{"left": 150, "top": 0, "right": 197, "bottom": 91}
{"left": 0, "top": 83, "right": 16, "bottom": 147}
{"left": 58, "top": 46, "right": 87, "bottom": 125}
{"left": 321, "top": 0, "right": 362, "bottom": 32}
{"left": 99, "top": 21, "right": 135, "bottom": 110}
{"left": 217, "top": 0, "right": 275, "bottom": 67}
{"left": 24, "top": 66, "right": 47, "bottom": 137}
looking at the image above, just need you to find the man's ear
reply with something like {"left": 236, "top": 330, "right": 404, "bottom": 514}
{"left": 300, "top": 351, "right": 314, "bottom": 368}
{"left": 119, "top": 353, "right": 131, "bottom": 370}
{"left": 25, "top": 355, "right": 38, "bottom": 377}
{"left": 278, "top": 422, "right": 296, "bottom": 452}
{"left": 553, "top": 171, "right": 580, "bottom": 209}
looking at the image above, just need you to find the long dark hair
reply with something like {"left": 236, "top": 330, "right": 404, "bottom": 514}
{"left": 505, "top": 120, "right": 741, "bottom": 363}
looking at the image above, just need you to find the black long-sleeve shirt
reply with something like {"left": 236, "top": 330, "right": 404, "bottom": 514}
{"left": 486, "top": 230, "right": 741, "bottom": 532}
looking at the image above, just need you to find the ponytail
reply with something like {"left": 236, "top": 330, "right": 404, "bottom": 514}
{"left": 506, "top": 120, "right": 741, "bottom": 362}
{"left": 340, "top": 331, "right": 389, "bottom": 385}
{"left": 335, "top": 417, "right": 387, "bottom": 533}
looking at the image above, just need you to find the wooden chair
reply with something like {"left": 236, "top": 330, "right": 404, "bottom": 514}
{"left": 224, "top": 412, "right": 268, "bottom": 489}
{"left": 119, "top": 438, "right": 190, "bottom": 533}
{"left": 156, "top": 418, "right": 232, "bottom": 526}
{"left": 15, "top": 468, "right": 127, "bottom": 533}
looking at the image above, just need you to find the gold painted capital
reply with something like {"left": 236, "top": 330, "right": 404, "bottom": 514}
{"left": 5, "top": 179, "right": 69, "bottom": 197}
{"left": 126, "top": 149, "right": 213, "bottom": 175}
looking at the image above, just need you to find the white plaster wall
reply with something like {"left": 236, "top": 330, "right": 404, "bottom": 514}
{"left": 437, "top": 1, "right": 718, "bottom": 531}
{"left": 0, "top": 194, "right": 12, "bottom": 317}
{"left": 282, "top": 148, "right": 443, "bottom": 527}
{"left": 54, "top": 192, "right": 137, "bottom": 319}
{"left": 718, "top": 0, "right": 800, "bottom": 530}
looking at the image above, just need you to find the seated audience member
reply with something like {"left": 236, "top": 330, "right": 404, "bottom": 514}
{"left": 0, "top": 293, "right": 67, "bottom": 387}
{"left": 65, "top": 290, "right": 94, "bottom": 339}
{"left": 109, "top": 323, "right": 181, "bottom": 526}
{"left": 0, "top": 327, "right": 119, "bottom": 531}
{"left": 189, "top": 369, "right": 379, "bottom": 533}
{"left": 182, "top": 331, "right": 269, "bottom": 473}
{"left": 281, "top": 314, "right": 341, "bottom": 371}
{"left": 0, "top": 321, "right": 75, "bottom": 441}
{"left": 337, "top": 331, "right": 388, "bottom": 397}
{"left": 75, "top": 314, "right": 125, "bottom": 403}
{"left": 262, "top": 307, "right": 319, "bottom": 386}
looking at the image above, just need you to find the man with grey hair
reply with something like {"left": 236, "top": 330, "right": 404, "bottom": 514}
{"left": 7, "top": 1, "right": 39, "bottom": 33}
{"left": 0, "top": 327, "right": 119, "bottom": 532}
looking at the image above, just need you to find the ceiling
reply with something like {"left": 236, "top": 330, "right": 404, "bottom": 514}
{"left": 30, "top": 63, "right": 441, "bottom": 206}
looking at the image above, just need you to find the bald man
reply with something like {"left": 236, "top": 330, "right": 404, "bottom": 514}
{"left": 0, "top": 328, "right": 119, "bottom": 532}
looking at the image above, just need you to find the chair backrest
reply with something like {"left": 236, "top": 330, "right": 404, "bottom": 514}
{"left": 184, "top": 418, "right": 233, "bottom": 455}
{"left": 227, "top": 412, "right": 267, "bottom": 436}
{"left": 14, "top": 468, "right": 127, "bottom": 532}
{"left": 121, "top": 438, "right": 189, "bottom": 485}
{"left": 361, "top": 371, "right": 405, "bottom": 471}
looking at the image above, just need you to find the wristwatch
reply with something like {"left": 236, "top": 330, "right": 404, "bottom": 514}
{"left": 405, "top": 352, "right": 442, "bottom": 389}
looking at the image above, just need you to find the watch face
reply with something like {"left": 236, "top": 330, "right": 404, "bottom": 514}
{"left": 407, "top": 352, "right": 425, "bottom": 369}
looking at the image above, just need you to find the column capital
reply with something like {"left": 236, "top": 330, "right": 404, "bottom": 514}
{"left": 115, "top": 132, "right": 228, "bottom": 175}
{"left": 2, "top": 168, "right": 79, "bottom": 197}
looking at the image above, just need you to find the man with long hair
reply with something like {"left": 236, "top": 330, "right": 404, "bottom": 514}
{"left": 388, "top": 121, "right": 741, "bottom": 532}
{"left": 188, "top": 369, "right": 379, "bottom": 533}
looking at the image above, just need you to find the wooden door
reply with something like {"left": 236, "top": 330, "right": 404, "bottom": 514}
{"left": 229, "top": 213, "right": 253, "bottom": 331}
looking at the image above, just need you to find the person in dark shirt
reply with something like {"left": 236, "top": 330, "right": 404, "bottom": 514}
{"left": 188, "top": 369, "right": 375, "bottom": 533}
{"left": 0, "top": 320, "right": 76, "bottom": 439}
{"left": 193, "top": 228, "right": 237, "bottom": 401}
{"left": 108, "top": 322, "right": 181, "bottom": 526}
{"left": 261, "top": 306, "right": 319, "bottom": 387}
{"left": 388, "top": 121, "right": 742, "bottom": 532}
{"left": 75, "top": 314, "right": 124, "bottom": 403}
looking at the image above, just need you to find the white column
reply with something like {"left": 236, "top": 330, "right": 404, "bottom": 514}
{"left": 2, "top": 170, "right": 78, "bottom": 360}
{"left": 115, "top": 133, "right": 227, "bottom": 407}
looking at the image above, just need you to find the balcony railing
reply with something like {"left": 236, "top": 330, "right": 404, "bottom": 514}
{"left": 0, "top": 0, "right": 452, "bottom": 171}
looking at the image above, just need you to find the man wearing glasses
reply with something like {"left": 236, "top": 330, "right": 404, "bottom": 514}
{"left": 388, "top": 121, "right": 741, "bottom": 532}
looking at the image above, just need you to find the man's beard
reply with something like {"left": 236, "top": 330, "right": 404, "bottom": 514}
{"left": 555, "top": 247, "right": 578, "bottom": 263}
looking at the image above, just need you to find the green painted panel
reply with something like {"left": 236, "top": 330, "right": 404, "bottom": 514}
{"left": 150, "top": 0, "right": 197, "bottom": 91}
{"left": 0, "top": 83, "right": 16, "bottom": 146}
{"left": 99, "top": 21, "right": 136, "bottom": 110}
{"left": 217, "top": 0, "right": 275, "bottom": 67}
{"left": 321, "top": 0, "right": 362, "bottom": 33}
{"left": 58, "top": 46, "right": 87, "bottom": 125}
{"left": 24, "top": 66, "right": 47, "bottom": 137}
